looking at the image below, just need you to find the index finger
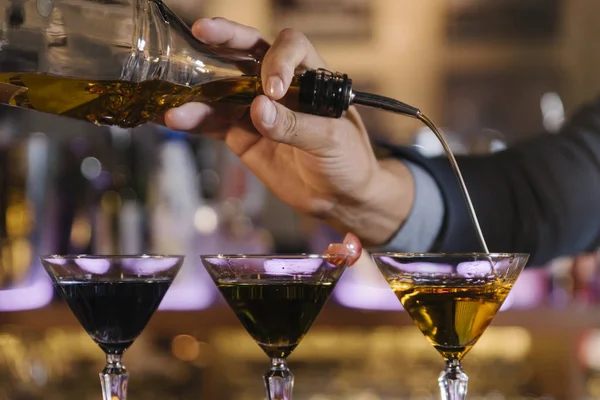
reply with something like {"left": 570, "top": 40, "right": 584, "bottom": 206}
{"left": 261, "top": 28, "right": 328, "bottom": 100}
{"left": 191, "top": 17, "right": 270, "bottom": 56}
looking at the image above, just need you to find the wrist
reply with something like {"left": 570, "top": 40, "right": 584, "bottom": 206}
{"left": 323, "top": 158, "right": 415, "bottom": 246}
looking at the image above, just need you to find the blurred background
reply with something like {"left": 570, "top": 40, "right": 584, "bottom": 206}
{"left": 1, "top": 0, "right": 600, "bottom": 398}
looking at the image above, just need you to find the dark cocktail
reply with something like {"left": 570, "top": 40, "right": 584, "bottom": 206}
{"left": 41, "top": 255, "right": 184, "bottom": 400}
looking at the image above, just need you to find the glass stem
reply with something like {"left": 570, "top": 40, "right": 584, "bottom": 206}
{"left": 438, "top": 359, "right": 468, "bottom": 400}
{"left": 264, "top": 357, "right": 294, "bottom": 400}
{"left": 100, "top": 353, "right": 129, "bottom": 400}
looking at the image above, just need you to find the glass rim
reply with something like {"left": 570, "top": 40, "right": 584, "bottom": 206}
{"left": 370, "top": 252, "right": 529, "bottom": 258}
{"left": 40, "top": 254, "right": 185, "bottom": 260}
{"left": 199, "top": 253, "right": 350, "bottom": 260}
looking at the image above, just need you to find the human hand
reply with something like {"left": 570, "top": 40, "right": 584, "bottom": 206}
{"left": 165, "top": 18, "right": 414, "bottom": 246}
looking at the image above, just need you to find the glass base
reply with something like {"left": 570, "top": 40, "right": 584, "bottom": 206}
{"left": 264, "top": 358, "right": 294, "bottom": 400}
{"left": 438, "top": 359, "right": 468, "bottom": 400}
{"left": 100, "top": 354, "right": 129, "bottom": 400}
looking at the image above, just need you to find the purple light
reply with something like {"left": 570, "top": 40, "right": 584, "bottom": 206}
{"left": 158, "top": 279, "right": 215, "bottom": 310}
{"left": 264, "top": 258, "right": 323, "bottom": 275}
{"left": 334, "top": 276, "right": 403, "bottom": 310}
{"left": 122, "top": 256, "right": 182, "bottom": 274}
{"left": 378, "top": 257, "right": 454, "bottom": 274}
{"left": 201, "top": 257, "right": 229, "bottom": 267}
{"left": 91, "top": 170, "right": 112, "bottom": 191}
{"left": 334, "top": 265, "right": 403, "bottom": 310}
{"left": 74, "top": 258, "right": 110, "bottom": 274}
{"left": 158, "top": 258, "right": 216, "bottom": 311}
{"left": 499, "top": 269, "right": 547, "bottom": 310}
{"left": 44, "top": 257, "right": 66, "bottom": 266}
{"left": 457, "top": 260, "right": 493, "bottom": 276}
{"left": 0, "top": 271, "right": 53, "bottom": 311}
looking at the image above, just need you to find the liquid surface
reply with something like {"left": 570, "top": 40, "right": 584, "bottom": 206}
{"left": 0, "top": 73, "right": 265, "bottom": 127}
{"left": 55, "top": 278, "right": 173, "bottom": 354}
{"left": 217, "top": 281, "right": 334, "bottom": 358}
{"left": 390, "top": 276, "right": 511, "bottom": 360}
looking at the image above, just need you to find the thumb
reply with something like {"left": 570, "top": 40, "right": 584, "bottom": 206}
{"left": 250, "top": 95, "right": 337, "bottom": 152}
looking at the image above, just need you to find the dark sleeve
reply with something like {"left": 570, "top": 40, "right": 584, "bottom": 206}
{"left": 385, "top": 96, "right": 600, "bottom": 266}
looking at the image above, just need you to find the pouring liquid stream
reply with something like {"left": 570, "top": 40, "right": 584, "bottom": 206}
{"left": 416, "top": 113, "right": 490, "bottom": 256}
{"left": 411, "top": 112, "right": 496, "bottom": 273}
{"left": 351, "top": 89, "right": 491, "bottom": 260}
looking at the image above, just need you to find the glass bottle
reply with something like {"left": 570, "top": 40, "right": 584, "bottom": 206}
{"left": 0, "top": 0, "right": 356, "bottom": 128}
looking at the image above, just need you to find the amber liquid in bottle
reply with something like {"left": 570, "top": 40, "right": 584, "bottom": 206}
{"left": 0, "top": 73, "right": 301, "bottom": 128}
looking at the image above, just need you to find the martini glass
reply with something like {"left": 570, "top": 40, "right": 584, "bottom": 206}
{"left": 41, "top": 254, "right": 184, "bottom": 400}
{"left": 372, "top": 252, "right": 529, "bottom": 400}
{"left": 201, "top": 253, "right": 351, "bottom": 400}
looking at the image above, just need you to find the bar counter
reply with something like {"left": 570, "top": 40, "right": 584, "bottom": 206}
{"left": 0, "top": 302, "right": 595, "bottom": 399}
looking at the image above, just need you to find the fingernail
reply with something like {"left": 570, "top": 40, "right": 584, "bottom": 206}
{"left": 202, "top": 18, "right": 217, "bottom": 27}
{"left": 262, "top": 99, "right": 277, "bottom": 125}
{"left": 266, "top": 76, "right": 284, "bottom": 98}
{"left": 192, "top": 18, "right": 212, "bottom": 33}
{"left": 167, "top": 107, "right": 182, "bottom": 120}
{"left": 170, "top": 106, "right": 190, "bottom": 119}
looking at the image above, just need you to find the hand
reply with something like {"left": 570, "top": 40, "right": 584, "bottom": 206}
{"left": 165, "top": 18, "right": 415, "bottom": 246}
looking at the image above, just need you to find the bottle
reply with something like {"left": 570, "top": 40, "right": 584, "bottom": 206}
{"left": 0, "top": 0, "right": 357, "bottom": 128}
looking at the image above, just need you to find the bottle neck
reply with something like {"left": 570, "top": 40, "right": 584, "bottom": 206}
{"left": 298, "top": 69, "right": 353, "bottom": 118}
{"left": 296, "top": 68, "right": 421, "bottom": 119}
